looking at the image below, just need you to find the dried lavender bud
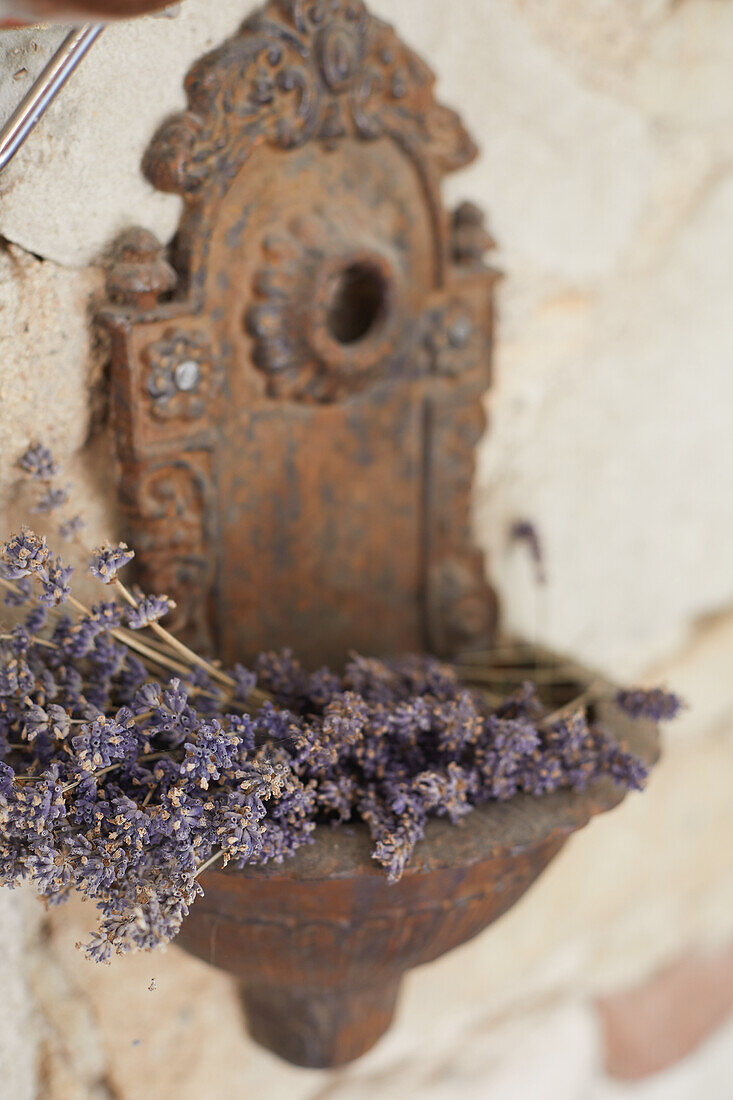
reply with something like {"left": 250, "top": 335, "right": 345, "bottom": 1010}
{"left": 126, "top": 595, "right": 175, "bottom": 630}
{"left": 89, "top": 543, "right": 135, "bottom": 584}
{"left": 59, "top": 515, "right": 85, "bottom": 540}
{"left": 599, "top": 736, "right": 649, "bottom": 791}
{"left": 2, "top": 529, "right": 50, "bottom": 579}
{"left": 232, "top": 664, "right": 258, "bottom": 701}
{"left": 256, "top": 648, "right": 307, "bottom": 703}
{"left": 18, "top": 444, "right": 59, "bottom": 481}
{"left": 25, "top": 605, "right": 48, "bottom": 633}
{"left": 615, "top": 688, "right": 682, "bottom": 722}
{"left": 38, "top": 557, "right": 73, "bottom": 606}
{"left": 32, "top": 486, "right": 70, "bottom": 514}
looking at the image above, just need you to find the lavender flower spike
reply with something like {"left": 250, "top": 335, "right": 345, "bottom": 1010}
{"left": 89, "top": 542, "right": 135, "bottom": 584}
{"left": 615, "top": 688, "right": 683, "bottom": 722}
{"left": 59, "top": 514, "right": 85, "bottom": 540}
{"left": 32, "top": 485, "right": 70, "bottom": 514}
{"left": 127, "top": 595, "right": 175, "bottom": 630}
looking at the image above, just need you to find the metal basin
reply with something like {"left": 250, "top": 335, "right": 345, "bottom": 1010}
{"left": 177, "top": 699, "right": 658, "bottom": 1067}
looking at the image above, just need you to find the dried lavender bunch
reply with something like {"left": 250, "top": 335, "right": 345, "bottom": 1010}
{"left": 246, "top": 649, "right": 676, "bottom": 882}
{"left": 0, "top": 558, "right": 293, "bottom": 963}
{"left": 0, "top": 446, "right": 681, "bottom": 962}
{"left": 0, "top": 458, "right": 290, "bottom": 962}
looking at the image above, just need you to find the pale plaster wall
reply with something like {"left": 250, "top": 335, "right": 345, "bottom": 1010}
{"left": 1, "top": 1, "right": 732, "bottom": 1097}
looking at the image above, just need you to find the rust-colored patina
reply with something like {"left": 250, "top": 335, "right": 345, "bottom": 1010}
{"left": 100, "top": 0, "right": 660, "bottom": 1068}
{"left": 101, "top": 0, "right": 499, "bottom": 668}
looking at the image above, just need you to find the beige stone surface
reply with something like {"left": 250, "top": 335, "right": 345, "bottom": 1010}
{"left": 388, "top": 0, "right": 654, "bottom": 281}
{"left": 512, "top": 0, "right": 671, "bottom": 95}
{"left": 477, "top": 168, "right": 733, "bottom": 676}
{"left": 0, "top": 3, "right": 257, "bottom": 267}
{"left": 0, "top": 242, "right": 102, "bottom": 480}
{"left": 633, "top": 1, "right": 733, "bottom": 129}
{"left": 0, "top": 893, "right": 38, "bottom": 1100}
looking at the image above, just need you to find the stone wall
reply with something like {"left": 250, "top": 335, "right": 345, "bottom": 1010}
{"left": 1, "top": 1, "right": 732, "bottom": 1097}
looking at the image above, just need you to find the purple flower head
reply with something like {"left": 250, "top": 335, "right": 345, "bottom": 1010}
{"left": 59, "top": 514, "right": 84, "bottom": 540}
{"left": 322, "top": 693, "right": 368, "bottom": 748}
{"left": 38, "top": 557, "right": 73, "bottom": 606}
{"left": 601, "top": 741, "right": 649, "bottom": 791}
{"left": 182, "top": 721, "right": 238, "bottom": 786}
{"left": 2, "top": 529, "right": 50, "bottom": 579}
{"left": 387, "top": 698, "right": 432, "bottom": 747}
{"left": 615, "top": 688, "right": 683, "bottom": 722}
{"left": 256, "top": 649, "right": 307, "bottom": 702}
{"left": 161, "top": 678, "right": 189, "bottom": 718}
{"left": 0, "top": 762, "right": 14, "bottom": 798}
{"left": 8, "top": 625, "right": 31, "bottom": 656}
{"left": 0, "top": 654, "right": 34, "bottom": 697}
{"left": 245, "top": 753, "right": 293, "bottom": 802}
{"left": 216, "top": 799, "right": 264, "bottom": 862}
{"left": 91, "top": 602, "right": 123, "bottom": 631}
{"left": 58, "top": 615, "right": 103, "bottom": 660}
{"left": 88, "top": 635, "right": 127, "bottom": 679}
{"left": 71, "top": 715, "right": 131, "bottom": 772}
{"left": 18, "top": 444, "right": 58, "bottom": 481}
{"left": 47, "top": 705, "right": 72, "bottom": 741}
{"left": 22, "top": 704, "right": 54, "bottom": 742}
{"left": 81, "top": 934, "right": 113, "bottom": 965}
{"left": 547, "top": 712, "right": 591, "bottom": 756}
{"left": 232, "top": 663, "right": 258, "bottom": 702}
{"left": 25, "top": 605, "right": 48, "bottom": 633}
{"left": 227, "top": 713, "right": 257, "bottom": 756}
{"left": 32, "top": 485, "right": 69, "bottom": 514}
{"left": 126, "top": 595, "right": 175, "bottom": 630}
{"left": 432, "top": 692, "right": 482, "bottom": 754}
{"left": 306, "top": 667, "right": 342, "bottom": 708}
{"left": 487, "top": 715, "right": 539, "bottom": 757}
{"left": 134, "top": 682, "right": 162, "bottom": 712}
{"left": 89, "top": 543, "right": 135, "bottom": 584}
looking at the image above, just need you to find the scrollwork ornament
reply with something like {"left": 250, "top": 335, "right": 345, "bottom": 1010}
{"left": 144, "top": 0, "right": 476, "bottom": 197}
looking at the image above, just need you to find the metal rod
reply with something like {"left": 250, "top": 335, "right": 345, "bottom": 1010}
{"left": 0, "top": 22, "right": 103, "bottom": 173}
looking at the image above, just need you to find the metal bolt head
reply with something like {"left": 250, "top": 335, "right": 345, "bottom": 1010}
{"left": 447, "top": 316, "right": 473, "bottom": 348}
{"left": 174, "top": 359, "right": 201, "bottom": 392}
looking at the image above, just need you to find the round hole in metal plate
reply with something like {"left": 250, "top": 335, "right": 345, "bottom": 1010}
{"left": 326, "top": 262, "right": 388, "bottom": 345}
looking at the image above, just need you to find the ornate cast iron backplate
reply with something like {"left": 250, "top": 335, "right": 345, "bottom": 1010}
{"left": 102, "top": 0, "right": 500, "bottom": 667}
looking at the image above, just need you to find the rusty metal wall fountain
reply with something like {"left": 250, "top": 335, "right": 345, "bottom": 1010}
{"left": 100, "top": 0, "right": 658, "bottom": 1068}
